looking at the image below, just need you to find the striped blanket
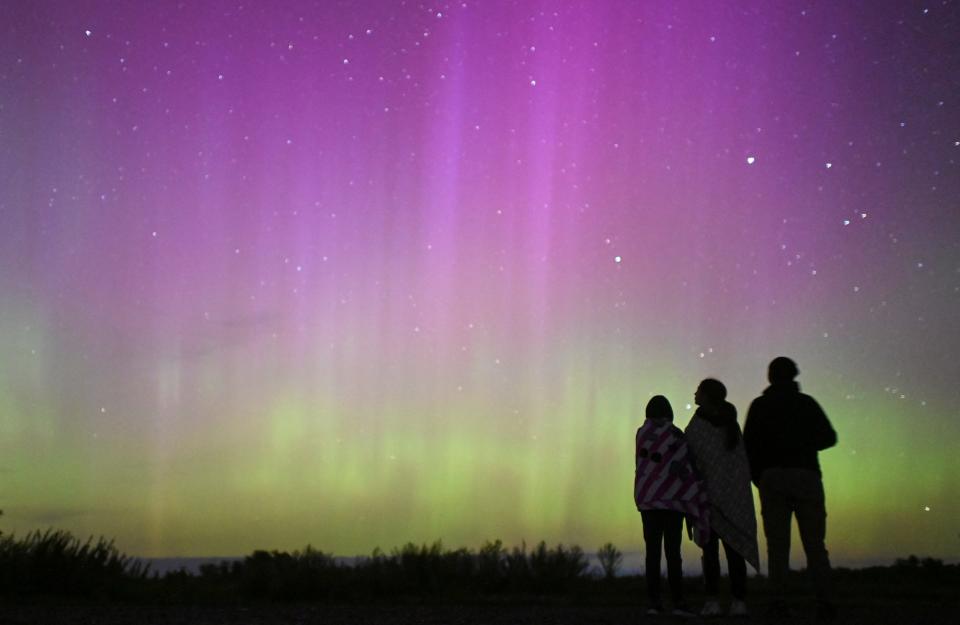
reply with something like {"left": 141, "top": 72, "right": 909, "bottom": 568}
{"left": 634, "top": 419, "right": 711, "bottom": 547}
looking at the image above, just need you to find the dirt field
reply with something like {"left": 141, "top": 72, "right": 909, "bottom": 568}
{"left": 1, "top": 601, "right": 956, "bottom": 625}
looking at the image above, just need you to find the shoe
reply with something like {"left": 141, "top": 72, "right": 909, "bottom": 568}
{"left": 670, "top": 606, "right": 695, "bottom": 618}
{"left": 816, "top": 600, "right": 838, "bottom": 621}
{"left": 700, "top": 600, "right": 722, "bottom": 617}
{"left": 729, "top": 600, "right": 748, "bottom": 617}
{"left": 700, "top": 599, "right": 723, "bottom": 617}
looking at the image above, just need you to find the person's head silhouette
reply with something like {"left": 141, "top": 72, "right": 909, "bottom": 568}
{"left": 768, "top": 356, "right": 799, "bottom": 384}
{"left": 695, "top": 378, "right": 727, "bottom": 407}
{"left": 646, "top": 395, "right": 674, "bottom": 422}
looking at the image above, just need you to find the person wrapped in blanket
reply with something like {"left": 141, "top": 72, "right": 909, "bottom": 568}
{"left": 634, "top": 395, "right": 711, "bottom": 617}
{"left": 685, "top": 378, "right": 760, "bottom": 618}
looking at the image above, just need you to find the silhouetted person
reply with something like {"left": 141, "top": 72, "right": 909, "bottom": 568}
{"left": 685, "top": 378, "right": 759, "bottom": 618}
{"left": 634, "top": 395, "right": 709, "bottom": 617}
{"left": 743, "top": 357, "right": 837, "bottom": 619}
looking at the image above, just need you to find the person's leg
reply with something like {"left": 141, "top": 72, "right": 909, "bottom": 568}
{"left": 794, "top": 472, "right": 832, "bottom": 602}
{"left": 702, "top": 532, "right": 721, "bottom": 596}
{"left": 697, "top": 531, "right": 724, "bottom": 615}
{"left": 662, "top": 511, "right": 685, "bottom": 607}
{"left": 722, "top": 539, "right": 748, "bottom": 600}
{"left": 759, "top": 470, "right": 793, "bottom": 593}
{"left": 641, "top": 510, "right": 665, "bottom": 608}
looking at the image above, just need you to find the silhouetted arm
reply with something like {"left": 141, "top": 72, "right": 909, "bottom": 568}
{"left": 635, "top": 427, "right": 642, "bottom": 469}
{"left": 683, "top": 421, "right": 702, "bottom": 476}
{"left": 742, "top": 399, "right": 764, "bottom": 485}
{"left": 806, "top": 396, "right": 837, "bottom": 451}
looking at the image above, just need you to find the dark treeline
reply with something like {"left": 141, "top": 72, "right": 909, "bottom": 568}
{"left": 2, "top": 529, "right": 596, "bottom": 601}
{"left": 1, "top": 528, "right": 956, "bottom": 604}
{"left": 172, "top": 539, "right": 593, "bottom": 602}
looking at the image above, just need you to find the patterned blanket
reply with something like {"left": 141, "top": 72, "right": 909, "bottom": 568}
{"left": 634, "top": 419, "right": 711, "bottom": 547}
{"left": 685, "top": 415, "right": 760, "bottom": 571}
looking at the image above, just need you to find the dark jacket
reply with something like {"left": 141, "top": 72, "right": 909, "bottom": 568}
{"left": 743, "top": 382, "right": 837, "bottom": 485}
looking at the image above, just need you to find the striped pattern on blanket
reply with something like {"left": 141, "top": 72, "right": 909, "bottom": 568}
{"left": 634, "top": 419, "right": 711, "bottom": 547}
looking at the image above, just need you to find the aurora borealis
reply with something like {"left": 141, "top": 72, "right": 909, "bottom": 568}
{"left": 1, "top": 1, "right": 958, "bottom": 567}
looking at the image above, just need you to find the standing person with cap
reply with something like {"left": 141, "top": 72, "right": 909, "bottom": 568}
{"left": 743, "top": 357, "right": 838, "bottom": 620}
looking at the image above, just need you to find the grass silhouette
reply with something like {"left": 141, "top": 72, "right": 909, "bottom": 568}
{"left": 183, "top": 539, "right": 591, "bottom": 601}
{"left": 0, "top": 528, "right": 149, "bottom": 598}
{"left": 0, "top": 529, "right": 592, "bottom": 601}
{"left": 1, "top": 527, "right": 957, "bottom": 607}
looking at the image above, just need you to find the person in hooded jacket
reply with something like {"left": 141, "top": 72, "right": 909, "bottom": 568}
{"left": 685, "top": 378, "right": 759, "bottom": 618}
{"left": 743, "top": 357, "right": 837, "bottom": 620}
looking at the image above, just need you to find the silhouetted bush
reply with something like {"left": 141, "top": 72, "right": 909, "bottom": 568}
{"left": 95, "top": 537, "right": 591, "bottom": 602}
{"left": 0, "top": 528, "right": 148, "bottom": 598}
{"left": 476, "top": 539, "right": 507, "bottom": 592}
{"left": 894, "top": 555, "right": 944, "bottom": 570}
{"left": 596, "top": 542, "right": 623, "bottom": 579}
{"left": 527, "top": 541, "right": 589, "bottom": 591}
{"left": 229, "top": 545, "right": 338, "bottom": 600}
{"left": 4, "top": 528, "right": 955, "bottom": 604}
{"left": 342, "top": 539, "right": 589, "bottom": 599}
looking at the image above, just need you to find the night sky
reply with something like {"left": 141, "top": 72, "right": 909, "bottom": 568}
{"left": 1, "top": 1, "right": 958, "bottom": 565}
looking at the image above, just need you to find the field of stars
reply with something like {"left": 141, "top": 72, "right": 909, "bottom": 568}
{"left": 0, "top": 1, "right": 958, "bottom": 565}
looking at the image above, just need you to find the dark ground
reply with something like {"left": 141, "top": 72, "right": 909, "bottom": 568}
{"left": 1, "top": 598, "right": 956, "bottom": 625}
{"left": 3, "top": 564, "right": 958, "bottom": 624}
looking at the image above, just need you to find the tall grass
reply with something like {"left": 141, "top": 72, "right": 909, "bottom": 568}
{"left": 0, "top": 528, "right": 595, "bottom": 601}
{"left": 3, "top": 527, "right": 955, "bottom": 604}
{"left": 193, "top": 539, "right": 591, "bottom": 600}
{"left": 0, "top": 528, "right": 149, "bottom": 597}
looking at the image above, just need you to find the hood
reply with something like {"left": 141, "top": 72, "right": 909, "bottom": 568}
{"left": 694, "top": 401, "right": 737, "bottom": 427}
{"left": 763, "top": 381, "right": 801, "bottom": 396}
